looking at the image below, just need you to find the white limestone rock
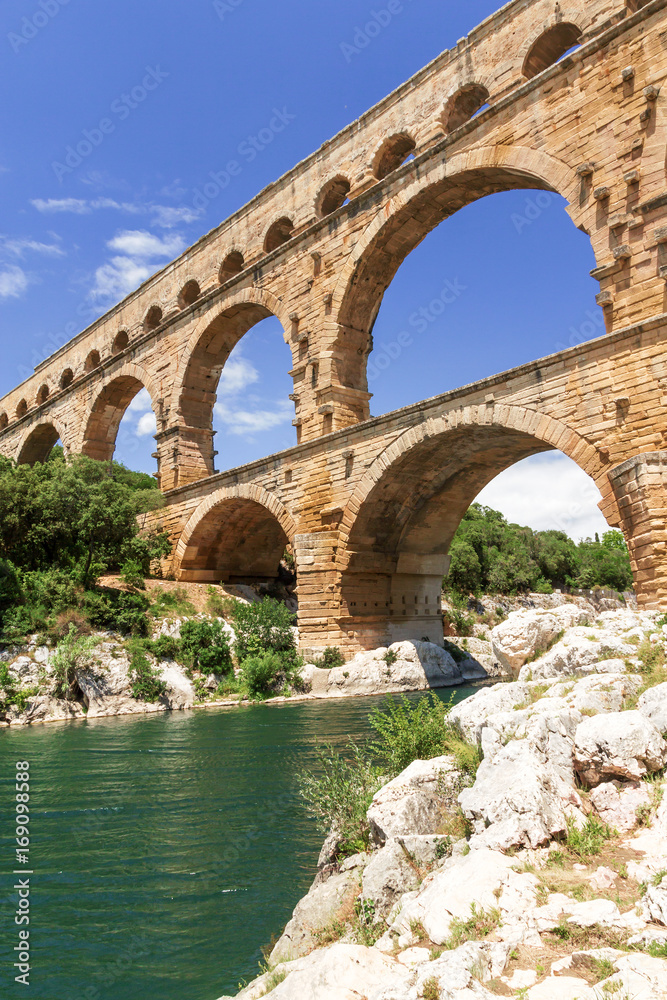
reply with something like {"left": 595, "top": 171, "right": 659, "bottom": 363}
{"left": 574, "top": 711, "right": 667, "bottom": 786}
{"left": 362, "top": 839, "right": 421, "bottom": 920}
{"left": 270, "top": 856, "right": 369, "bottom": 964}
{"left": 5, "top": 694, "right": 86, "bottom": 724}
{"left": 367, "top": 756, "right": 463, "bottom": 846}
{"left": 491, "top": 605, "right": 591, "bottom": 674}
{"left": 589, "top": 780, "right": 652, "bottom": 832}
{"left": 642, "top": 876, "right": 667, "bottom": 926}
{"left": 449, "top": 681, "right": 533, "bottom": 743}
{"left": 327, "top": 641, "right": 465, "bottom": 697}
{"left": 519, "top": 629, "right": 637, "bottom": 681}
{"left": 638, "top": 683, "right": 667, "bottom": 735}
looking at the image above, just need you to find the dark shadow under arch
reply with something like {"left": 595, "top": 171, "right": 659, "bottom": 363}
{"left": 17, "top": 424, "right": 61, "bottom": 466}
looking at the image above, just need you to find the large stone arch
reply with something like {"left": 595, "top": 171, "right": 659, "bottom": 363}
{"left": 174, "top": 484, "right": 296, "bottom": 583}
{"left": 175, "top": 288, "right": 294, "bottom": 430}
{"left": 333, "top": 404, "right": 607, "bottom": 648}
{"left": 329, "top": 145, "right": 586, "bottom": 393}
{"left": 16, "top": 416, "right": 70, "bottom": 466}
{"left": 79, "top": 363, "right": 162, "bottom": 463}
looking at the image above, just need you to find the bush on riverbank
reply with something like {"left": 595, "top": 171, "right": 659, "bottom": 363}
{"left": 298, "top": 693, "right": 480, "bottom": 859}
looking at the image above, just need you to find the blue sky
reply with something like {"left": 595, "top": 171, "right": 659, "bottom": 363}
{"left": 0, "top": 0, "right": 609, "bottom": 538}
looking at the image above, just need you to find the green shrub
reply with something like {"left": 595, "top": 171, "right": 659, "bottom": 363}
{"left": 204, "top": 586, "right": 237, "bottom": 619}
{"left": 564, "top": 815, "right": 613, "bottom": 859}
{"left": 0, "top": 662, "right": 38, "bottom": 714}
{"left": 231, "top": 597, "right": 296, "bottom": 661}
{"left": 240, "top": 651, "right": 286, "bottom": 697}
{"left": 180, "top": 619, "right": 233, "bottom": 674}
{"left": 51, "top": 625, "right": 98, "bottom": 700}
{"left": 368, "top": 693, "right": 482, "bottom": 778}
{"left": 317, "top": 646, "right": 345, "bottom": 669}
{"left": 126, "top": 638, "right": 167, "bottom": 702}
{"left": 383, "top": 649, "right": 398, "bottom": 666}
{"left": 120, "top": 559, "right": 145, "bottom": 590}
{"left": 298, "top": 743, "right": 382, "bottom": 857}
{"left": 83, "top": 589, "right": 150, "bottom": 636}
{"left": 147, "top": 634, "right": 182, "bottom": 661}
{"left": 150, "top": 587, "right": 195, "bottom": 618}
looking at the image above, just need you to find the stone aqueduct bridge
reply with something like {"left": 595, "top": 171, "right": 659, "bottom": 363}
{"left": 1, "top": 0, "right": 667, "bottom": 653}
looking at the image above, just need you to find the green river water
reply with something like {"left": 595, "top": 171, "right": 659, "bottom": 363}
{"left": 0, "top": 688, "right": 475, "bottom": 999}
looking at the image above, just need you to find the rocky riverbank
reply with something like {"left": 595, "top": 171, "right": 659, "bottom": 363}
{"left": 218, "top": 604, "right": 667, "bottom": 1000}
{"left": 0, "top": 591, "right": 633, "bottom": 727}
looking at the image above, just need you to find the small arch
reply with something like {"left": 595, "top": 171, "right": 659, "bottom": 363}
{"left": 144, "top": 305, "right": 163, "bottom": 332}
{"left": 317, "top": 176, "right": 351, "bottom": 217}
{"left": 112, "top": 331, "right": 129, "bottom": 355}
{"left": 60, "top": 368, "right": 74, "bottom": 390}
{"left": 0, "top": 413, "right": 8, "bottom": 431}
{"left": 36, "top": 384, "right": 50, "bottom": 406}
{"left": 219, "top": 251, "right": 245, "bottom": 282}
{"left": 373, "top": 133, "right": 416, "bottom": 181}
{"left": 16, "top": 399, "right": 28, "bottom": 419}
{"left": 175, "top": 486, "right": 296, "bottom": 583}
{"left": 82, "top": 370, "right": 159, "bottom": 464}
{"left": 442, "top": 84, "right": 490, "bottom": 133}
{"left": 84, "top": 350, "right": 101, "bottom": 373}
{"left": 523, "top": 23, "right": 582, "bottom": 80}
{"left": 17, "top": 423, "right": 62, "bottom": 466}
{"left": 264, "top": 217, "right": 294, "bottom": 253}
{"left": 178, "top": 279, "right": 201, "bottom": 310}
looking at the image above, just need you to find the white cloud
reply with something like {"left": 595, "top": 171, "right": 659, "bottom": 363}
{"left": 475, "top": 452, "right": 610, "bottom": 542}
{"left": 31, "top": 197, "right": 90, "bottom": 214}
{"left": 0, "top": 265, "right": 29, "bottom": 299}
{"left": 90, "top": 256, "right": 153, "bottom": 302}
{"left": 218, "top": 356, "right": 260, "bottom": 396}
{"left": 107, "top": 229, "right": 186, "bottom": 259}
{"left": 31, "top": 196, "right": 200, "bottom": 229}
{"left": 0, "top": 236, "right": 64, "bottom": 258}
{"left": 136, "top": 411, "right": 157, "bottom": 437}
{"left": 215, "top": 400, "right": 293, "bottom": 436}
{"left": 127, "top": 387, "right": 152, "bottom": 412}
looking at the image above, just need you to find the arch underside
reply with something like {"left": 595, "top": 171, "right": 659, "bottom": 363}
{"left": 83, "top": 376, "right": 149, "bottom": 462}
{"left": 337, "top": 166, "right": 555, "bottom": 388}
{"left": 178, "top": 498, "right": 289, "bottom": 583}
{"left": 179, "top": 302, "right": 274, "bottom": 430}
{"left": 17, "top": 424, "right": 61, "bottom": 465}
{"left": 345, "top": 425, "right": 553, "bottom": 570}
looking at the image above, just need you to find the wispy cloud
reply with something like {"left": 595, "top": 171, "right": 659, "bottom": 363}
{"left": 136, "top": 411, "right": 157, "bottom": 436}
{"left": 217, "top": 355, "right": 260, "bottom": 395}
{"left": 475, "top": 452, "right": 609, "bottom": 541}
{"left": 215, "top": 399, "right": 293, "bottom": 436}
{"left": 31, "top": 196, "right": 201, "bottom": 229}
{"left": 90, "top": 229, "right": 186, "bottom": 304}
{"left": 0, "top": 265, "right": 29, "bottom": 299}
{"left": 0, "top": 235, "right": 64, "bottom": 258}
{"left": 119, "top": 388, "right": 157, "bottom": 439}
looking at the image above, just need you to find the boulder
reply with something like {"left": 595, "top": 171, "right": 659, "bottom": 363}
{"left": 413, "top": 941, "right": 510, "bottom": 993}
{"left": 574, "top": 711, "right": 667, "bottom": 786}
{"left": 491, "top": 606, "right": 590, "bottom": 674}
{"left": 270, "top": 856, "right": 369, "bottom": 964}
{"left": 528, "top": 978, "right": 595, "bottom": 1000}
{"left": 459, "top": 711, "right": 583, "bottom": 851}
{"left": 240, "top": 943, "right": 413, "bottom": 1000}
{"left": 589, "top": 780, "right": 652, "bottom": 832}
{"left": 367, "top": 756, "right": 462, "bottom": 846}
{"left": 638, "top": 683, "right": 667, "bottom": 735}
{"left": 519, "top": 629, "right": 637, "bottom": 681}
{"left": 7, "top": 694, "right": 85, "bottom": 725}
{"left": 361, "top": 839, "right": 421, "bottom": 920}
{"left": 327, "top": 641, "right": 465, "bottom": 697}
{"left": 642, "top": 876, "right": 667, "bottom": 926}
{"left": 449, "top": 681, "right": 532, "bottom": 743}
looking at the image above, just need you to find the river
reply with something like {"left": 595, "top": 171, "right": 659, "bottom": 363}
{"left": 0, "top": 688, "right": 476, "bottom": 999}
